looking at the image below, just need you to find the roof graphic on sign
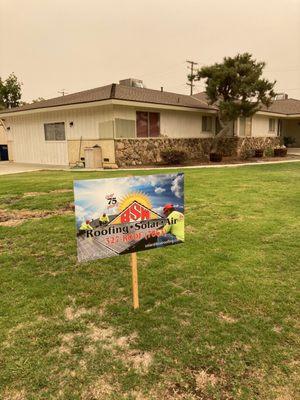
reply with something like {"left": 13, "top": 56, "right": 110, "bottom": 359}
{"left": 109, "top": 201, "right": 163, "bottom": 225}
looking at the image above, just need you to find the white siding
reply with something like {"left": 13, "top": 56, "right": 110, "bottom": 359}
{"left": 113, "top": 105, "right": 215, "bottom": 138}
{"left": 6, "top": 105, "right": 114, "bottom": 165}
{"left": 251, "top": 115, "right": 278, "bottom": 137}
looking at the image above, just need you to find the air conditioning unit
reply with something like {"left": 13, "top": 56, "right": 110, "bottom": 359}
{"left": 275, "top": 93, "right": 288, "bottom": 100}
{"left": 119, "top": 78, "right": 144, "bottom": 88}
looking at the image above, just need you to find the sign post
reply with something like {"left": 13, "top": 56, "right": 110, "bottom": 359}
{"left": 131, "top": 252, "right": 139, "bottom": 309}
{"left": 74, "top": 173, "right": 184, "bottom": 309}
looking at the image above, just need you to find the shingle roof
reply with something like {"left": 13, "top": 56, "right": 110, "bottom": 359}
{"left": 193, "top": 92, "right": 300, "bottom": 115}
{"left": 0, "top": 84, "right": 217, "bottom": 115}
{"left": 259, "top": 98, "right": 300, "bottom": 115}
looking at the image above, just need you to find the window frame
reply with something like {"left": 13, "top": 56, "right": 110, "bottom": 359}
{"left": 44, "top": 122, "right": 66, "bottom": 141}
{"left": 268, "top": 118, "right": 276, "bottom": 132}
{"left": 202, "top": 115, "right": 213, "bottom": 132}
{"left": 136, "top": 111, "right": 160, "bottom": 138}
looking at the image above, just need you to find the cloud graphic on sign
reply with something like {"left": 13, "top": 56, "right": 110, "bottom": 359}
{"left": 171, "top": 174, "right": 184, "bottom": 198}
{"left": 154, "top": 187, "right": 166, "bottom": 194}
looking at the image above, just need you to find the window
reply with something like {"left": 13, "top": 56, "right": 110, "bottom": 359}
{"left": 269, "top": 118, "right": 276, "bottom": 132}
{"left": 136, "top": 112, "right": 160, "bottom": 137}
{"left": 202, "top": 116, "right": 213, "bottom": 132}
{"left": 44, "top": 122, "right": 65, "bottom": 141}
{"left": 239, "top": 117, "right": 246, "bottom": 137}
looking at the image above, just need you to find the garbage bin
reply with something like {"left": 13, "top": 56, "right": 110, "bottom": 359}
{"left": 84, "top": 146, "right": 103, "bottom": 169}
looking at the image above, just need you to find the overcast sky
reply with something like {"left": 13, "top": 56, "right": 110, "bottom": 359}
{"left": 0, "top": 0, "right": 299, "bottom": 102}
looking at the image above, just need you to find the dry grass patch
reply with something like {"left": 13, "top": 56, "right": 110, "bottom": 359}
{"left": 81, "top": 376, "right": 115, "bottom": 400}
{"left": 64, "top": 306, "right": 93, "bottom": 321}
{"left": 194, "top": 370, "right": 218, "bottom": 390}
{"left": 2, "top": 389, "right": 26, "bottom": 400}
{"left": 59, "top": 332, "right": 82, "bottom": 354}
{"left": 23, "top": 189, "right": 72, "bottom": 197}
{"left": 0, "top": 207, "right": 73, "bottom": 227}
{"left": 218, "top": 312, "right": 238, "bottom": 324}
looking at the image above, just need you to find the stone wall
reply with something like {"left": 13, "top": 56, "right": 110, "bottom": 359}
{"left": 114, "top": 137, "right": 281, "bottom": 166}
{"left": 237, "top": 137, "right": 281, "bottom": 159}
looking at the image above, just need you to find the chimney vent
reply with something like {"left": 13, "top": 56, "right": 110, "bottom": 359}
{"left": 161, "top": 87, "right": 163, "bottom": 92}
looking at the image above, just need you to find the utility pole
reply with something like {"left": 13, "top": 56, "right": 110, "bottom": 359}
{"left": 58, "top": 89, "right": 68, "bottom": 96}
{"left": 186, "top": 60, "right": 198, "bottom": 95}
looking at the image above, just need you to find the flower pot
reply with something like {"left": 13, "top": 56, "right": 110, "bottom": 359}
{"left": 274, "top": 148, "right": 287, "bottom": 157}
{"left": 209, "top": 153, "right": 222, "bottom": 162}
{"left": 255, "top": 149, "right": 264, "bottom": 158}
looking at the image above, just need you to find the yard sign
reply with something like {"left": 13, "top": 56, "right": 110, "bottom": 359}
{"left": 73, "top": 173, "right": 184, "bottom": 307}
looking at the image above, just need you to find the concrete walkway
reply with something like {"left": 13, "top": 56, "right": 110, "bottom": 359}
{"left": 0, "top": 158, "right": 299, "bottom": 176}
{"left": 287, "top": 148, "right": 300, "bottom": 156}
{"left": 0, "top": 161, "right": 65, "bottom": 176}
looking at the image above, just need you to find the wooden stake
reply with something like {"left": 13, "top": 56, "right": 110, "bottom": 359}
{"left": 131, "top": 252, "right": 139, "bottom": 309}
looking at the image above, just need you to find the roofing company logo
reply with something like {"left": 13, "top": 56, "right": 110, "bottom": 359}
{"left": 110, "top": 192, "right": 162, "bottom": 224}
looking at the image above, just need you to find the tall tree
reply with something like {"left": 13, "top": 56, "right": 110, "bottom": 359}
{"left": 194, "top": 53, "right": 276, "bottom": 153}
{"left": 0, "top": 73, "right": 22, "bottom": 109}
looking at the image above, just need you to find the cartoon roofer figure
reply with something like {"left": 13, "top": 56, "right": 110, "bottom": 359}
{"left": 99, "top": 212, "right": 109, "bottom": 226}
{"left": 78, "top": 219, "right": 93, "bottom": 236}
{"left": 157, "top": 203, "right": 184, "bottom": 244}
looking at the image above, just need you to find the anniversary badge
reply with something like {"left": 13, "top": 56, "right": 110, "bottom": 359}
{"left": 74, "top": 173, "right": 184, "bottom": 263}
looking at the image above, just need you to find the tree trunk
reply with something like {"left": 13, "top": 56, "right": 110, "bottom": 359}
{"left": 210, "top": 118, "right": 231, "bottom": 154}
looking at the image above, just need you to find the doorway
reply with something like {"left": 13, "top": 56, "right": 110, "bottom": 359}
{"left": 0, "top": 144, "right": 9, "bottom": 161}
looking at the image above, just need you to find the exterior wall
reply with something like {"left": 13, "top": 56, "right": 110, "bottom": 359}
{"left": 5, "top": 105, "right": 114, "bottom": 165}
{"left": 251, "top": 115, "right": 278, "bottom": 137}
{"left": 282, "top": 119, "right": 300, "bottom": 146}
{"left": 113, "top": 105, "right": 215, "bottom": 138}
{"left": 0, "top": 125, "right": 7, "bottom": 144}
{"left": 68, "top": 139, "right": 115, "bottom": 165}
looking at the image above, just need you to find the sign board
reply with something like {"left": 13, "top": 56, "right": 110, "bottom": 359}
{"left": 74, "top": 173, "right": 184, "bottom": 263}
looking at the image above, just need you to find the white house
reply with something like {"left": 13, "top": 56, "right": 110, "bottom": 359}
{"left": 0, "top": 79, "right": 299, "bottom": 166}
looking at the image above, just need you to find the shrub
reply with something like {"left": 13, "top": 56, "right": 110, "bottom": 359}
{"left": 264, "top": 147, "right": 274, "bottom": 157}
{"left": 160, "top": 149, "right": 188, "bottom": 164}
{"left": 283, "top": 136, "right": 296, "bottom": 147}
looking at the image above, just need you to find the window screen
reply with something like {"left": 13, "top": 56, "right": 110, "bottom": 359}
{"left": 44, "top": 122, "right": 65, "bottom": 141}
{"left": 115, "top": 119, "right": 135, "bottom": 138}
{"left": 202, "top": 116, "right": 213, "bottom": 132}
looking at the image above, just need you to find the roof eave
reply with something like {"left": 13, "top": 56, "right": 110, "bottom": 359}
{"left": 0, "top": 98, "right": 217, "bottom": 118}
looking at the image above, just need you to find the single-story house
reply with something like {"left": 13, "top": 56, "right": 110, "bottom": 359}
{"left": 0, "top": 78, "right": 299, "bottom": 166}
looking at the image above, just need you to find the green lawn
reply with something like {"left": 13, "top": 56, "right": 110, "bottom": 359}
{"left": 0, "top": 163, "right": 299, "bottom": 400}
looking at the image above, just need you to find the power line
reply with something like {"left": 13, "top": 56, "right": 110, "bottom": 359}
{"left": 186, "top": 60, "right": 198, "bottom": 95}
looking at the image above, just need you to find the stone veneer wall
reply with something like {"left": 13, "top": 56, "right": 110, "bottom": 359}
{"left": 114, "top": 137, "right": 281, "bottom": 166}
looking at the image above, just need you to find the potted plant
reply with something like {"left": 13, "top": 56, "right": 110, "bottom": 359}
{"left": 255, "top": 148, "right": 264, "bottom": 158}
{"left": 209, "top": 152, "right": 222, "bottom": 162}
{"left": 274, "top": 145, "right": 287, "bottom": 157}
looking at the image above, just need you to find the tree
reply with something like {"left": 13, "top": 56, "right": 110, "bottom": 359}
{"left": 0, "top": 73, "right": 22, "bottom": 109}
{"left": 31, "top": 97, "right": 45, "bottom": 103}
{"left": 194, "top": 53, "right": 276, "bottom": 153}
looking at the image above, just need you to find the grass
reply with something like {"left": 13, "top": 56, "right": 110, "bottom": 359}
{"left": 0, "top": 163, "right": 299, "bottom": 400}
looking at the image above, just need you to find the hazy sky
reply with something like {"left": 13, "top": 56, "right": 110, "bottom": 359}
{"left": 1, "top": 0, "right": 300, "bottom": 102}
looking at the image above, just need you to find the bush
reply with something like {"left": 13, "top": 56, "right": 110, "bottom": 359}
{"left": 283, "top": 136, "right": 296, "bottom": 147}
{"left": 264, "top": 147, "right": 274, "bottom": 157}
{"left": 160, "top": 149, "right": 188, "bottom": 164}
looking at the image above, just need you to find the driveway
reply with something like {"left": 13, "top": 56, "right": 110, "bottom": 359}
{"left": 0, "top": 161, "right": 67, "bottom": 175}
